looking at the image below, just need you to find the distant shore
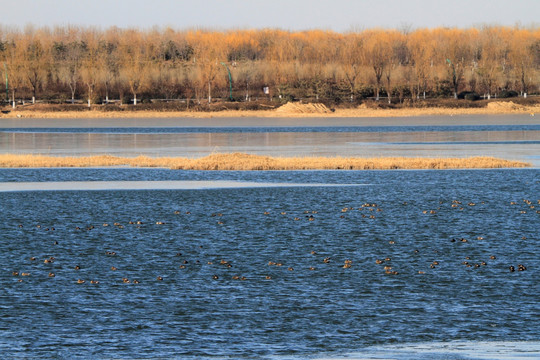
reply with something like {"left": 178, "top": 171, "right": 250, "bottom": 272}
{"left": 1, "top": 100, "right": 539, "bottom": 119}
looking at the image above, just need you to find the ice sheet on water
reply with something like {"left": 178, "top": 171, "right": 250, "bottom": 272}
{"left": 309, "top": 341, "right": 540, "bottom": 360}
{"left": 0, "top": 180, "right": 367, "bottom": 192}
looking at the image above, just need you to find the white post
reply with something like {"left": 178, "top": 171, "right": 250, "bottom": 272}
{"left": 32, "top": 96, "right": 35, "bottom": 104}
{"left": 134, "top": 94, "right": 137, "bottom": 105}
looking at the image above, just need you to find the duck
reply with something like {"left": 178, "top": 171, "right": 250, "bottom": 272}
{"left": 77, "top": 279, "right": 85, "bottom": 284}
{"left": 518, "top": 264, "right": 527, "bottom": 271}
{"left": 156, "top": 276, "right": 163, "bottom": 281}
{"left": 509, "top": 265, "right": 515, "bottom": 272}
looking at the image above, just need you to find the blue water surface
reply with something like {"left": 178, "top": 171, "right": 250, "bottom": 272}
{"left": 0, "top": 168, "right": 538, "bottom": 359}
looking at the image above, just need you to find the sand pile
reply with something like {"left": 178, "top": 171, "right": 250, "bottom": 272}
{"left": 486, "top": 101, "right": 523, "bottom": 111}
{"left": 276, "top": 102, "right": 332, "bottom": 114}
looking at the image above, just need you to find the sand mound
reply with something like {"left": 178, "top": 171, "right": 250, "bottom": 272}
{"left": 276, "top": 102, "right": 331, "bottom": 114}
{"left": 486, "top": 101, "right": 523, "bottom": 111}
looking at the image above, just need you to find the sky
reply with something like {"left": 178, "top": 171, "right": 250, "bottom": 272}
{"left": 0, "top": 0, "right": 538, "bottom": 32}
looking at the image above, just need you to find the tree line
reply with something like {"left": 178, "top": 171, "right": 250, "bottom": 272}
{"left": 1, "top": 25, "right": 539, "bottom": 107}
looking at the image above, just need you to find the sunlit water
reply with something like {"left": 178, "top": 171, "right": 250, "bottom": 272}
{"left": 0, "top": 168, "right": 538, "bottom": 359}
{"left": 1, "top": 115, "right": 539, "bottom": 166}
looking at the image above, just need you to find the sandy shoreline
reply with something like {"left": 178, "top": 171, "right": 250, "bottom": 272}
{"left": 2, "top": 103, "right": 539, "bottom": 120}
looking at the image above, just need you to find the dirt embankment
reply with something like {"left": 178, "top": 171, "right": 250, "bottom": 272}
{"left": 1, "top": 99, "right": 539, "bottom": 119}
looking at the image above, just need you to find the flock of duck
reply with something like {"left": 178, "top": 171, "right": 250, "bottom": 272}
{"left": 8, "top": 198, "right": 536, "bottom": 286}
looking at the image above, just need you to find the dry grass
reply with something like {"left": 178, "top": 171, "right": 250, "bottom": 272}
{"left": 0, "top": 153, "right": 530, "bottom": 170}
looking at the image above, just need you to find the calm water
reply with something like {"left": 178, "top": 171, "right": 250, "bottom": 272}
{"left": 0, "top": 168, "right": 539, "bottom": 359}
{"left": 1, "top": 115, "right": 540, "bottom": 165}
{"left": 1, "top": 115, "right": 539, "bottom": 358}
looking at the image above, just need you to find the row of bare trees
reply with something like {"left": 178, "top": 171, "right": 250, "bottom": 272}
{"left": 1, "top": 25, "right": 538, "bottom": 107}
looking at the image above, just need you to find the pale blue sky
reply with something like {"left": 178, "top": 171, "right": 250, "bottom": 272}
{"left": 0, "top": 0, "right": 538, "bottom": 31}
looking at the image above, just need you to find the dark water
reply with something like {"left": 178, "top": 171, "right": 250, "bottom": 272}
{"left": 1, "top": 168, "right": 539, "bottom": 359}
{"left": 2, "top": 124, "right": 540, "bottom": 133}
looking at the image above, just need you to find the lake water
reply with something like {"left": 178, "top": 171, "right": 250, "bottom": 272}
{"left": 1, "top": 115, "right": 539, "bottom": 166}
{"left": 0, "top": 115, "right": 539, "bottom": 359}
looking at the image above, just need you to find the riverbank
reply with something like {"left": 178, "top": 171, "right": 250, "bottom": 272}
{"left": 1, "top": 100, "right": 539, "bottom": 119}
{"left": 0, "top": 153, "right": 530, "bottom": 170}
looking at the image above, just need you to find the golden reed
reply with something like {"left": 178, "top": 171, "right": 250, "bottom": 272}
{"left": 0, "top": 153, "right": 530, "bottom": 170}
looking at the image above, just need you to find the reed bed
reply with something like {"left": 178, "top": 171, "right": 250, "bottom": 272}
{"left": 0, "top": 153, "right": 530, "bottom": 170}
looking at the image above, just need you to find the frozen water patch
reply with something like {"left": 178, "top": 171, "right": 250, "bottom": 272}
{"left": 309, "top": 341, "right": 540, "bottom": 360}
{"left": 0, "top": 180, "right": 367, "bottom": 192}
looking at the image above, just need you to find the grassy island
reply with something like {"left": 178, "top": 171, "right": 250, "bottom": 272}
{"left": 0, "top": 153, "right": 530, "bottom": 170}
